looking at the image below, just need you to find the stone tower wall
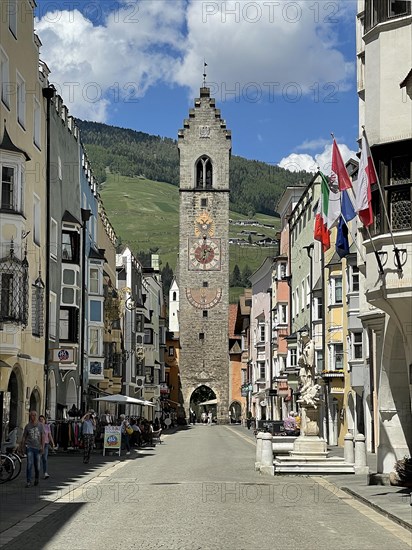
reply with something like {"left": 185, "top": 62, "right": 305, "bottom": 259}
{"left": 178, "top": 88, "right": 231, "bottom": 423}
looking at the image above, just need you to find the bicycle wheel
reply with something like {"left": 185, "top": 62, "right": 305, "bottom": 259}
{"left": 0, "top": 454, "right": 15, "bottom": 483}
{"left": 9, "top": 453, "right": 22, "bottom": 480}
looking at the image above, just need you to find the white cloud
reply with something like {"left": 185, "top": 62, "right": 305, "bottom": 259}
{"left": 35, "top": 0, "right": 354, "bottom": 121}
{"left": 278, "top": 142, "right": 357, "bottom": 174}
{"left": 174, "top": 1, "right": 354, "bottom": 99}
{"left": 36, "top": 3, "right": 186, "bottom": 121}
{"left": 295, "top": 137, "right": 331, "bottom": 152}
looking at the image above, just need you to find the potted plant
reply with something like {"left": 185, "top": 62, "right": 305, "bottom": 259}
{"left": 390, "top": 456, "right": 412, "bottom": 487}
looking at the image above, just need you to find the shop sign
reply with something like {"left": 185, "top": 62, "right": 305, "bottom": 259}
{"left": 160, "top": 383, "right": 170, "bottom": 395}
{"left": 103, "top": 426, "right": 121, "bottom": 456}
{"left": 278, "top": 381, "right": 289, "bottom": 396}
{"left": 51, "top": 348, "right": 76, "bottom": 364}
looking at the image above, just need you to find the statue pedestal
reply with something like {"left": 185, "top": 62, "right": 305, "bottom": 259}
{"left": 290, "top": 407, "right": 328, "bottom": 457}
{"left": 273, "top": 406, "right": 354, "bottom": 474}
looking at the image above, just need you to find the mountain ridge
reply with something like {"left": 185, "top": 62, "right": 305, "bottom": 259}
{"left": 76, "top": 119, "right": 310, "bottom": 216}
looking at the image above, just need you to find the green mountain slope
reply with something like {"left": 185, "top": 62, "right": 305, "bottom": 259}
{"left": 76, "top": 119, "right": 309, "bottom": 216}
{"left": 99, "top": 173, "right": 279, "bottom": 280}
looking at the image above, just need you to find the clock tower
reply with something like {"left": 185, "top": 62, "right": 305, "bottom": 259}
{"left": 177, "top": 86, "right": 231, "bottom": 423}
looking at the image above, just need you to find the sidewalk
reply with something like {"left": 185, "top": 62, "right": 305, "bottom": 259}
{"left": 0, "top": 428, "right": 174, "bottom": 539}
{"left": 233, "top": 424, "right": 412, "bottom": 532}
{"left": 326, "top": 446, "right": 412, "bottom": 532}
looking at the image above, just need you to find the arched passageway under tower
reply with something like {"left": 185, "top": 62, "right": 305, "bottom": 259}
{"left": 189, "top": 385, "right": 216, "bottom": 423}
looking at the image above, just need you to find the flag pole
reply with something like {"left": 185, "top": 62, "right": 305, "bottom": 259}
{"left": 339, "top": 209, "right": 367, "bottom": 263}
{"left": 365, "top": 226, "right": 385, "bottom": 276}
{"left": 361, "top": 126, "right": 404, "bottom": 272}
{"left": 330, "top": 133, "right": 366, "bottom": 263}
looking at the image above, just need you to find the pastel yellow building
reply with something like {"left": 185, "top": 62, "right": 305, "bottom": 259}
{"left": 1, "top": 0, "right": 47, "bottom": 434}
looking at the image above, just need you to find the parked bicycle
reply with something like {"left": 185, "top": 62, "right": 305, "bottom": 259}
{"left": 1, "top": 427, "right": 22, "bottom": 482}
{"left": 0, "top": 453, "right": 14, "bottom": 483}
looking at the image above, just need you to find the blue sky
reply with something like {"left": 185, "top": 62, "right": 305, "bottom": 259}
{"left": 35, "top": 0, "right": 359, "bottom": 171}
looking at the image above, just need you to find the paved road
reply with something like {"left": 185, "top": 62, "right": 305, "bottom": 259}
{"left": 2, "top": 425, "right": 411, "bottom": 549}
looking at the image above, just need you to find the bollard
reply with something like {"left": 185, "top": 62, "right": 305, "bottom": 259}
{"left": 354, "top": 433, "right": 369, "bottom": 475}
{"left": 344, "top": 432, "right": 354, "bottom": 464}
{"left": 260, "top": 433, "right": 274, "bottom": 476}
{"left": 255, "top": 432, "right": 263, "bottom": 471}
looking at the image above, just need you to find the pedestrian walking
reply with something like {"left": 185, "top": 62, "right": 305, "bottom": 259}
{"left": 81, "top": 412, "right": 96, "bottom": 464}
{"left": 207, "top": 411, "right": 213, "bottom": 425}
{"left": 120, "top": 414, "right": 131, "bottom": 455}
{"left": 39, "top": 415, "right": 55, "bottom": 479}
{"left": 20, "top": 410, "right": 45, "bottom": 488}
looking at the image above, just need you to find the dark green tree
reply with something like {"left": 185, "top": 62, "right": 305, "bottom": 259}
{"left": 161, "top": 262, "right": 174, "bottom": 298}
{"left": 241, "top": 265, "right": 253, "bottom": 288}
{"left": 230, "top": 264, "right": 242, "bottom": 287}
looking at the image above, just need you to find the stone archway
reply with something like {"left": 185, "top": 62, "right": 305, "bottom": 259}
{"left": 47, "top": 370, "right": 57, "bottom": 420}
{"left": 189, "top": 385, "right": 216, "bottom": 423}
{"left": 66, "top": 378, "right": 77, "bottom": 409}
{"left": 378, "top": 319, "right": 412, "bottom": 473}
{"left": 7, "top": 367, "right": 23, "bottom": 430}
{"left": 29, "top": 387, "right": 41, "bottom": 413}
{"left": 229, "top": 401, "right": 242, "bottom": 423}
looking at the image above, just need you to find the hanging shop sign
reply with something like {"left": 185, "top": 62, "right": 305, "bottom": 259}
{"left": 51, "top": 348, "right": 77, "bottom": 370}
{"left": 277, "top": 381, "right": 290, "bottom": 397}
{"left": 160, "top": 383, "right": 170, "bottom": 395}
{"left": 51, "top": 348, "right": 76, "bottom": 363}
{"left": 103, "top": 426, "right": 121, "bottom": 456}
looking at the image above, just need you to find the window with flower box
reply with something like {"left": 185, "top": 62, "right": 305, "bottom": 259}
{"left": 330, "top": 343, "right": 344, "bottom": 370}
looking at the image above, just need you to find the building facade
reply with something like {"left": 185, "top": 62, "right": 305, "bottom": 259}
{"left": 0, "top": 0, "right": 47, "bottom": 435}
{"left": 177, "top": 86, "right": 231, "bottom": 423}
{"left": 249, "top": 257, "right": 273, "bottom": 422}
{"left": 356, "top": 0, "right": 412, "bottom": 472}
{"left": 46, "top": 92, "right": 82, "bottom": 419}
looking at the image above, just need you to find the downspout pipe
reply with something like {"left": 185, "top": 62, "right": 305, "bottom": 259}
{"left": 42, "top": 85, "right": 55, "bottom": 416}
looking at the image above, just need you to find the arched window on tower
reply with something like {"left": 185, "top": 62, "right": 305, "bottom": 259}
{"left": 195, "top": 156, "right": 213, "bottom": 189}
{"left": 172, "top": 291, "right": 177, "bottom": 301}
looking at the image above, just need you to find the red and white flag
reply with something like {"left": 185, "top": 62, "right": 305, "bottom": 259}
{"left": 314, "top": 172, "right": 331, "bottom": 251}
{"left": 332, "top": 139, "right": 352, "bottom": 191}
{"left": 356, "top": 131, "right": 376, "bottom": 227}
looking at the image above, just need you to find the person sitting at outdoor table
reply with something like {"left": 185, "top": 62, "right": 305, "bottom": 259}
{"left": 140, "top": 421, "right": 153, "bottom": 446}
{"left": 130, "top": 418, "right": 141, "bottom": 447}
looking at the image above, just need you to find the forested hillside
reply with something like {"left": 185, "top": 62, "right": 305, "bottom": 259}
{"left": 76, "top": 120, "right": 309, "bottom": 216}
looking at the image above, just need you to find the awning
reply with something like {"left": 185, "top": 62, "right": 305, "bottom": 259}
{"left": 198, "top": 398, "right": 217, "bottom": 406}
{"left": 93, "top": 394, "right": 154, "bottom": 406}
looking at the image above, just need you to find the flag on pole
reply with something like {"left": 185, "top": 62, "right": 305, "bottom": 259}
{"left": 336, "top": 184, "right": 356, "bottom": 258}
{"left": 336, "top": 217, "right": 350, "bottom": 258}
{"left": 326, "top": 172, "right": 341, "bottom": 229}
{"left": 332, "top": 139, "right": 352, "bottom": 191}
{"left": 355, "top": 130, "right": 376, "bottom": 227}
{"left": 314, "top": 172, "right": 331, "bottom": 251}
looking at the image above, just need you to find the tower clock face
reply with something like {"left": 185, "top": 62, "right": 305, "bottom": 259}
{"left": 186, "top": 287, "right": 222, "bottom": 309}
{"left": 188, "top": 238, "right": 221, "bottom": 270}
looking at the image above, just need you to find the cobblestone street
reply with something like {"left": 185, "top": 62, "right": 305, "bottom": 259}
{"left": 1, "top": 425, "right": 411, "bottom": 550}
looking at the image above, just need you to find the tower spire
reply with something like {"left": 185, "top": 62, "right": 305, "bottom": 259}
{"left": 203, "top": 60, "right": 207, "bottom": 87}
